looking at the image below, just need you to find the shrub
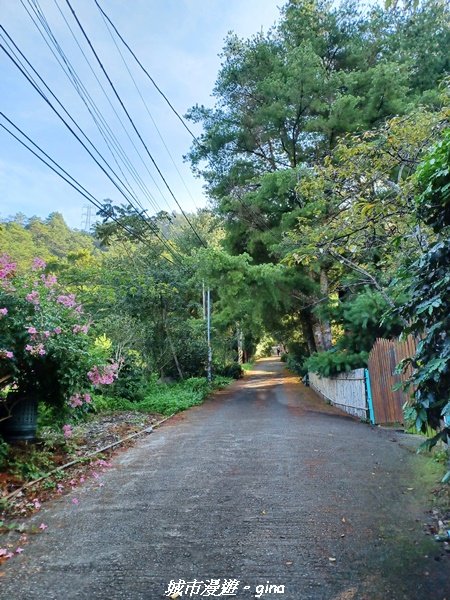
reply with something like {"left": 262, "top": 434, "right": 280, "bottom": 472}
{"left": 305, "top": 349, "right": 368, "bottom": 377}
{"left": 215, "top": 363, "right": 243, "bottom": 379}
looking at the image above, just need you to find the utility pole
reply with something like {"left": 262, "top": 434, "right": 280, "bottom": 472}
{"left": 236, "top": 322, "right": 243, "bottom": 365}
{"left": 206, "top": 287, "right": 212, "bottom": 382}
{"left": 202, "top": 281, "right": 206, "bottom": 320}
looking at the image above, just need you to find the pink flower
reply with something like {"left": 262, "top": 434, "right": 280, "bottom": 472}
{"left": 25, "top": 344, "right": 33, "bottom": 352}
{"left": 1, "top": 349, "right": 14, "bottom": 359}
{"left": 27, "top": 326, "right": 37, "bottom": 335}
{"left": 33, "top": 498, "right": 41, "bottom": 509}
{"left": 56, "top": 294, "right": 77, "bottom": 308}
{"left": 0, "top": 254, "right": 17, "bottom": 280}
{"left": 41, "top": 273, "right": 57, "bottom": 288}
{"left": 72, "top": 498, "right": 79, "bottom": 505}
{"left": 74, "top": 305, "right": 83, "bottom": 314}
{"left": 53, "top": 326, "right": 62, "bottom": 334}
{"left": 63, "top": 424, "right": 73, "bottom": 438}
{"left": 0, "top": 548, "right": 7, "bottom": 556}
{"left": 43, "top": 330, "right": 50, "bottom": 338}
{"left": 84, "top": 393, "right": 92, "bottom": 404}
{"left": 25, "top": 290, "right": 40, "bottom": 305}
{"left": 39, "top": 523, "right": 48, "bottom": 531}
{"left": 0, "top": 307, "right": 7, "bottom": 316}
{"left": 15, "top": 547, "right": 24, "bottom": 554}
{"left": 32, "top": 257, "right": 46, "bottom": 271}
{"left": 79, "top": 477, "right": 85, "bottom": 483}
{"left": 6, "top": 552, "right": 14, "bottom": 559}
{"left": 68, "top": 394, "right": 83, "bottom": 408}
{"left": 56, "top": 483, "right": 64, "bottom": 493}
{"left": 87, "top": 363, "right": 119, "bottom": 386}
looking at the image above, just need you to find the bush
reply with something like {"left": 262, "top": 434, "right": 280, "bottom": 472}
{"left": 92, "top": 376, "right": 232, "bottom": 416}
{"left": 215, "top": 363, "right": 244, "bottom": 379}
{"left": 305, "top": 348, "right": 368, "bottom": 377}
{"left": 286, "top": 355, "right": 308, "bottom": 376}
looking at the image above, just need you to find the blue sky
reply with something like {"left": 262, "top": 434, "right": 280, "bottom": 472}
{"left": 0, "top": 0, "right": 283, "bottom": 228}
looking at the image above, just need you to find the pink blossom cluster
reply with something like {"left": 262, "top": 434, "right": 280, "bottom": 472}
{"left": 25, "top": 343, "right": 46, "bottom": 356}
{"left": 68, "top": 392, "right": 92, "bottom": 408}
{"left": 40, "top": 273, "right": 57, "bottom": 288}
{"left": 32, "top": 257, "right": 47, "bottom": 271}
{"left": 25, "top": 290, "right": 40, "bottom": 305}
{"left": 27, "top": 326, "right": 56, "bottom": 339}
{"left": 0, "top": 349, "right": 14, "bottom": 359}
{"left": 72, "top": 324, "right": 90, "bottom": 334}
{"left": 87, "top": 362, "right": 119, "bottom": 386}
{"left": 62, "top": 424, "right": 73, "bottom": 438}
{"left": 0, "top": 307, "right": 7, "bottom": 317}
{"left": 0, "top": 254, "right": 17, "bottom": 280}
{"left": 56, "top": 294, "right": 77, "bottom": 308}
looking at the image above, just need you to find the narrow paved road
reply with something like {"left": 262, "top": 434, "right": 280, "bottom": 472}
{"left": 2, "top": 359, "right": 449, "bottom": 599}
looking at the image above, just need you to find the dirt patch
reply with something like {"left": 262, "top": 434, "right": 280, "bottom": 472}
{"left": 0, "top": 411, "right": 163, "bottom": 523}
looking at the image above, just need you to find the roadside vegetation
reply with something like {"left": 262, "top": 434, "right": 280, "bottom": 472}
{"left": 1, "top": 0, "right": 449, "bottom": 509}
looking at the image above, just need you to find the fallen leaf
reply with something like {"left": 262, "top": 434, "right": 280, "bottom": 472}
{"left": 329, "top": 557, "right": 336, "bottom": 562}
{"left": 285, "top": 561, "right": 293, "bottom": 565}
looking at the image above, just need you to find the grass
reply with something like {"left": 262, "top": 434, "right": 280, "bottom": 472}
{"left": 242, "top": 362, "right": 254, "bottom": 372}
{"left": 92, "top": 375, "right": 232, "bottom": 416}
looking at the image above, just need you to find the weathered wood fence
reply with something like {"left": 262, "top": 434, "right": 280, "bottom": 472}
{"left": 309, "top": 368, "right": 368, "bottom": 420}
{"left": 308, "top": 336, "right": 418, "bottom": 425}
{"left": 367, "top": 336, "right": 417, "bottom": 425}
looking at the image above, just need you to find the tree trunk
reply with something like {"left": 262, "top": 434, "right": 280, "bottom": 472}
{"left": 319, "top": 267, "right": 333, "bottom": 350}
{"left": 300, "top": 310, "right": 317, "bottom": 355}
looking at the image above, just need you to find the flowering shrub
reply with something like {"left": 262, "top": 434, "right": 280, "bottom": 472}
{"left": 0, "top": 254, "right": 118, "bottom": 422}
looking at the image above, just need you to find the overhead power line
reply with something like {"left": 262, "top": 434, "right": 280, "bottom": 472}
{"left": 64, "top": 0, "right": 206, "bottom": 248}
{"left": 20, "top": 0, "right": 171, "bottom": 220}
{"left": 0, "top": 113, "right": 179, "bottom": 265}
{"left": 93, "top": 0, "right": 202, "bottom": 147}
{"left": 0, "top": 26, "right": 180, "bottom": 259}
{"left": 97, "top": 4, "right": 201, "bottom": 213}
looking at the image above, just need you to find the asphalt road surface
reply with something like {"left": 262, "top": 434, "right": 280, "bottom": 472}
{"left": 2, "top": 358, "right": 449, "bottom": 600}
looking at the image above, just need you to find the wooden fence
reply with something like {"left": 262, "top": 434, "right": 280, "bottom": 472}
{"left": 367, "top": 336, "right": 417, "bottom": 425}
{"left": 309, "top": 369, "right": 368, "bottom": 420}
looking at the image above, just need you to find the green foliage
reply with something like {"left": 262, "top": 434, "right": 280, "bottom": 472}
{"left": 215, "top": 363, "right": 244, "bottom": 379}
{"left": 305, "top": 349, "right": 369, "bottom": 377}
{"left": 394, "top": 126, "right": 450, "bottom": 481}
{"left": 8, "top": 446, "right": 54, "bottom": 481}
{"left": 0, "top": 213, "right": 95, "bottom": 268}
{"left": 0, "top": 255, "right": 112, "bottom": 414}
{"left": 416, "top": 127, "right": 450, "bottom": 232}
{"left": 93, "top": 376, "right": 231, "bottom": 416}
{"left": 286, "top": 355, "right": 307, "bottom": 376}
{"left": 255, "top": 335, "right": 276, "bottom": 358}
{"left": 0, "top": 436, "right": 9, "bottom": 469}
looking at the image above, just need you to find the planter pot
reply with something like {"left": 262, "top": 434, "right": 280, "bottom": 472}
{"left": 0, "top": 395, "right": 38, "bottom": 442}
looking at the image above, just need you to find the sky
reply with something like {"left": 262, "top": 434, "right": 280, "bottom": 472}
{"left": 0, "top": 0, "right": 283, "bottom": 229}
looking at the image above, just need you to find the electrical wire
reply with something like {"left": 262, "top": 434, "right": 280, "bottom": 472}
{"left": 64, "top": 0, "right": 206, "bottom": 248}
{"left": 93, "top": 0, "right": 202, "bottom": 147}
{"left": 22, "top": 0, "right": 171, "bottom": 220}
{"left": 0, "top": 113, "right": 179, "bottom": 266}
{"left": 0, "top": 28, "right": 181, "bottom": 259}
{"left": 98, "top": 5, "right": 201, "bottom": 213}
